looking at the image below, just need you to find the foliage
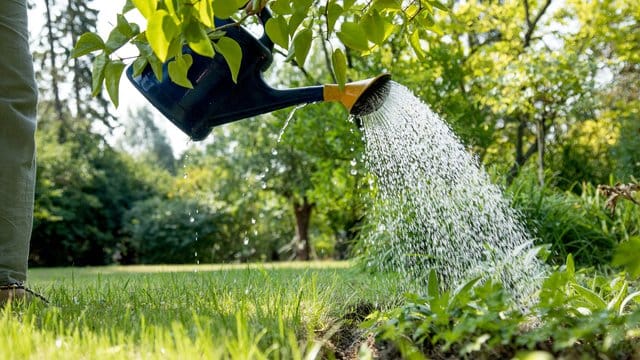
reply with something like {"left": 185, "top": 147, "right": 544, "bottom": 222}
{"left": 117, "top": 106, "right": 176, "bottom": 173}
{"left": 122, "top": 196, "right": 238, "bottom": 263}
{"left": 365, "top": 258, "right": 640, "bottom": 359}
{"left": 32, "top": 123, "right": 170, "bottom": 266}
{"left": 508, "top": 170, "right": 640, "bottom": 266}
{"left": 34, "top": 0, "right": 114, "bottom": 129}
{"left": 71, "top": 0, "right": 448, "bottom": 105}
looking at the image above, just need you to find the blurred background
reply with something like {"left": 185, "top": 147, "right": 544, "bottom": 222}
{"left": 26, "top": 0, "right": 639, "bottom": 268}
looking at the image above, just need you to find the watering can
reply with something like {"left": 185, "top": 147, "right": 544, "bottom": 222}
{"left": 126, "top": 7, "right": 391, "bottom": 141}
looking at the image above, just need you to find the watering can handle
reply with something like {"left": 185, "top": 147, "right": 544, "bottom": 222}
{"left": 256, "top": 7, "right": 274, "bottom": 52}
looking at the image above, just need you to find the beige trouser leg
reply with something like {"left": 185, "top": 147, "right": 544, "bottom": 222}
{"left": 0, "top": 0, "right": 38, "bottom": 286}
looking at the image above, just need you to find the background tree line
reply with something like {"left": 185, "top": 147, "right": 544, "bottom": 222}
{"left": 29, "top": 0, "right": 638, "bottom": 267}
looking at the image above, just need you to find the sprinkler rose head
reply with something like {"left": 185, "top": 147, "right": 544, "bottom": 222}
{"left": 323, "top": 74, "right": 392, "bottom": 117}
{"left": 350, "top": 74, "right": 392, "bottom": 116}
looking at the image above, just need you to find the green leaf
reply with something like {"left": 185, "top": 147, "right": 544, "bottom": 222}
{"left": 117, "top": 14, "right": 138, "bottom": 38}
{"left": 612, "top": 237, "right": 640, "bottom": 278}
{"left": 104, "top": 60, "right": 126, "bottom": 107}
{"left": 449, "top": 277, "right": 481, "bottom": 309}
{"left": 122, "top": 0, "right": 136, "bottom": 13}
{"left": 166, "top": 37, "right": 183, "bottom": 60}
{"left": 213, "top": 0, "right": 239, "bottom": 19}
{"left": 570, "top": 283, "right": 607, "bottom": 310}
{"left": 91, "top": 52, "right": 108, "bottom": 96}
{"left": 71, "top": 32, "right": 105, "bottom": 58}
{"left": 428, "top": 269, "right": 439, "bottom": 299}
{"left": 214, "top": 37, "right": 242, "bottom": 83}
{"left": 132, "top": 56, "right": 148, "bottom": 77}
{"left": 167, "top": 54, "right": 194, "bottom": 88}
{"left": 620, "top": 291, "right": 640, "bottom": 316}
{"left": 195, "top": 0, "right": 214, "bottom": 27}
{"left": 270, "top": 0, "right": 291, "bottom": 14}
{"left": 331, "top": 48, "right": 347, "bottom": 90}
{"left": 293, "top": 29, "right": 312, "bottom": 67}
{"left": 326, "top": 1, "right": 342, "bottom": 34}
{"left": 566, "top": 253, "right": 575, "bottom": 279}
{"left": 373, "top": 0, "right": 402, "bottom": 11}
{"left": 184, "top": 21, "right": 214, "bottom": 58}
{"left": 343, "top": 0, "right": 356, "bottom": 11}
{"left": 265, "top": 17, "right": 290, "bottom": 49}
{"left": 409, "top": 30, "right": 426, "bottom": 60}
{"left": 362, "top": 10, "right": 388, "bottom": 45}
{"left": 288, "top": 12, "right": 306, "bottom": 36}
{"left": 105, "top": 28, "right": 129, "bottom": 54}
{"left": 293, "top": 0, "right": 313, "bottom": 13}
{"left": 430, "top": 0, "right": 449, "bottom": 12}
{"left": 148, "top": 54, "right": 164, "bottom": 80}
{"left": 607, "top": 281, "right": 628, "bottom": 312}
{"left": 337, "top": 22, "right": 369, "bottom": 51}
{"left": 147, "top": 9, "right": 178, "bottom": 62}
{"left": 132, "top": 0, "right": 156, "bottom": 19}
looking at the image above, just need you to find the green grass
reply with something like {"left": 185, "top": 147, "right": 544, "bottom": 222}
{"left": 2, "top": 261, "right": 403, "bottom": 359}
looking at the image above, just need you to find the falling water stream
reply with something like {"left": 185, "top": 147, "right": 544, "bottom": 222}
{"left": 358, "top": 82, "right": 546, "bottom": 304}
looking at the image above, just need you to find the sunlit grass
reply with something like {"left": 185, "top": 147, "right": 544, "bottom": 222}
{"left": 2, "top": 261, "right": 401, "bottom": 359}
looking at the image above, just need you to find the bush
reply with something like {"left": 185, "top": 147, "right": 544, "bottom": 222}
{"left": 32, "top": 126, "right": 167, "bottom": 266}
{"left": 509, "top": 172, "right": 640, "bottom": 266}
{"left": 366, "top": 260, "right": 640, "bottom": 359}
{"left": 122, "top": 196, "right": 240, "bottom": 264}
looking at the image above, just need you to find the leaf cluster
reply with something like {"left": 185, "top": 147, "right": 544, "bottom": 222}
{"left": 365, "top": 259, "right": 640, "bottom": 359}
{"left": 71, "top": 0, "right": 449, "bottom": 106}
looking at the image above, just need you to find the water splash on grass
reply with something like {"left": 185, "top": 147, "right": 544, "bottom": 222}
{"left": 359, "top": 82, "right": 545, "bottom": 304}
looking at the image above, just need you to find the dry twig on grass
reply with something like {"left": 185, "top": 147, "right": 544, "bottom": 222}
{"left": 597, "top": 182, "right": 640, "bottom": 215}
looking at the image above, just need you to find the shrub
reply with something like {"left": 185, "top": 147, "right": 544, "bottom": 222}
{"left": 509, "top": 172, "right": 639, "bottom": 266}
{"left": 122, "top": 196, "right": 238, "bottom": 264}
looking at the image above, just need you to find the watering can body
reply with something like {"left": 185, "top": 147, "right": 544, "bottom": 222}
{"left": 127, "top": 9, "right": 391, "bottom": 140}
{"left": 127, "top": 12, "right": 323, "bottom": 141}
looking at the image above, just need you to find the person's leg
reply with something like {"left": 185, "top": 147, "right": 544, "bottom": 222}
{"left": 0, "top": 0, "right": 38, "bottom": 293}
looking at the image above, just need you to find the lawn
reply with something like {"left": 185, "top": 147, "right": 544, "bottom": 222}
{"left": 2, "top": 261, "right": 402, "bottom": 359}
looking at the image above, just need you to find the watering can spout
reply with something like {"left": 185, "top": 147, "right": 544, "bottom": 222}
{"left": 323, "top": 74, "right": 392, "bottom": 116}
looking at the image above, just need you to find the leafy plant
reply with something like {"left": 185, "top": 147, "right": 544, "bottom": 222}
{"left": 365, "top": 257, "right": 640, "bottom": 359}
{"left": 508, "top": 171, "right": 640, "bottom": 266}
{"left": 71, "top": 0, "right": 448, "bottom": 106}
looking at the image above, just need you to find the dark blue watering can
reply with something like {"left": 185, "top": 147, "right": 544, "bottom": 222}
{"left": 127, "top": 8, "right": 390, "bottom": 141}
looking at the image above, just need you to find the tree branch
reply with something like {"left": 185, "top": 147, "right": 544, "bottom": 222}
{"left": 506, "top": 139, "right": 539, "bottom": 185}
{"left": 523, "top": 0, "right": 553, "bottom": 48}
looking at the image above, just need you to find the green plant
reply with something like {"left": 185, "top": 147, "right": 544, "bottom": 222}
{"left": 70, "top": 0, "right": 448, "bottom": 106}
{"left": 509, "top": 171, "right": 640, "bottom": 266}
{"left": 365, "top": 256, "right": 640, "bottom": 359}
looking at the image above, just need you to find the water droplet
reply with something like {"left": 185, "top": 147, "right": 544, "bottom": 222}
{"left": 271, "top": 148, "right": 278, "bottom": 156}
{"left": 251, "top": 218, "right": 256, "bottom": 224}
{"left": 350, "top": 169, "right": 358, "bottom": 175}
{"left": 350, "top": 159, "right": 357, "bottom": 166}
{"left": 189, "top": 217, "right": 195, "bottom": 223}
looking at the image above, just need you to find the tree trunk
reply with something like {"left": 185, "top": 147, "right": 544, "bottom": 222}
{"left": 506, "top": 119, "right": 539, "bottom": 185}
{"left": 536, "top": 118, "right": 545, "bottom": 186}
{"left": 293, "top": 197, "right": 314, "bottom": 261}
{"left": 44, "top": 0, "right": 64, "bottom": 122}
{"left": 68, "top": 1, "right": 82, "bottom": 118}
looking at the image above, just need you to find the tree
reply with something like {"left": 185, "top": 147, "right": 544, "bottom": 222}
{"left": 118, "top": 106, "right": 176, "bottom": 173}
{"left": 35, "top": 0, "right": 114, "bottom": 139}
